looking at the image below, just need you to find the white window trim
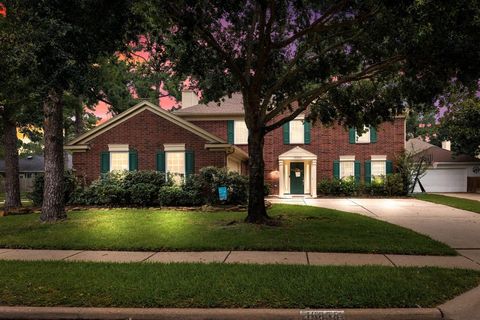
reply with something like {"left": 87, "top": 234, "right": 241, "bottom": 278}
{"left": 356, "top": 126, "right": 370, "bottom": 144}
{"left": 164, "top": 143, "right": 186, "bottom": 152}
{"left": 339, "top": 155, "right": 355, "bottom": 179}
{"left": 108, "top": 144, "right": 129, "bottom": 152}
{"left": 289, "top": 119, "right": 305, "bottom": 144}
{"left": 234, "top": 120, "right": 248, "bottom": 145}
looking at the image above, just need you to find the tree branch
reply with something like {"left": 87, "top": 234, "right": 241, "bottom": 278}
{"left": 272, "top": 0, "right": 351, "bottom": 49}
{"left": 264, "top": 55, "right": 405, "bottom": 131}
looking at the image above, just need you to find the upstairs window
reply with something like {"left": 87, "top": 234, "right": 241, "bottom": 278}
{"left": 349, "top": 126, "right": 377, "bottom": 144}
{"left": 283, "top": 118, "right": 311, "bottom": 144}
{"left": 234, "top": 120, "right": 248, "bottom": 144}
{"left": 289, "top": 120, "right": 305, "bottom": 144}
{"left": 356, "top": 126, "right": 371, "bottom": 143}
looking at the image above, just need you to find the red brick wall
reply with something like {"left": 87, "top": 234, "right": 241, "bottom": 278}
{"left": 189, "top": 117, "right": 405, "bottom": 194}
{"left": 73, "top": 110, "right": 405, "bottom": 194}
{"left": 72, "top": 110, "right": 226, "bottom": 183}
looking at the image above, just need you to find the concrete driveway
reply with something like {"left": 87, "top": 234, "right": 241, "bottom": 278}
{"left": 270, "top": 197, "right": 480, "bottom": 263}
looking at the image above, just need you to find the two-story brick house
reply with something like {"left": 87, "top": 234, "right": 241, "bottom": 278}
{"left": 65, "top": 91, "right": 405, "bottom": 197}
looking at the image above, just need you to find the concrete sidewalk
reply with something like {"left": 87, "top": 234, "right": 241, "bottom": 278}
{"left": 1, "top": 248, "right": 479, "bottom": 269}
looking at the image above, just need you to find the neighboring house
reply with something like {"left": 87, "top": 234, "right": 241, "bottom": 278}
{"left": 407, "top": 138, "right": 480, "bottom": 193}
{"left": 65, "top": 92, "right": 405, "bottom": 197}
{"left": 0, "top": 156, "right": 43, "bottom": 193}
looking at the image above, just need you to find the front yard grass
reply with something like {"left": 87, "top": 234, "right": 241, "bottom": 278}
{"left": 1, "top": 260, "right": 478, "bottom": 308}
{"left": 0, "top": 204, "right": 454, "bottom": 255}
{"left": 415, "top": 194, "right": 480, "bottom": 214}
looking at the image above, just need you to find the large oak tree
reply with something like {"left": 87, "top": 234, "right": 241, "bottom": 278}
{"left": 137, "top": 0, "right": 480, "bottom": 223}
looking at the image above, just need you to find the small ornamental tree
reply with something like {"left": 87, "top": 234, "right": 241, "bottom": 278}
{"left": 135, "top": 0, "right": 480, "bottom": 223}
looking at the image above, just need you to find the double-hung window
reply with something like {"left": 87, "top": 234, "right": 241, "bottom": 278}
{"left": 234, "top": 120, "right": 248, "bottom": 144}
{"left": 108, "top": 144, "right": 129, "bottom": 172}
{"left": 289, "top": 120, "right": 305, "bottom": 144}
{"left": 339, "top": 156, "right": 355, "bottom": 180}
{"left": 356, "top": 126, "right": 371, "bottom": 143}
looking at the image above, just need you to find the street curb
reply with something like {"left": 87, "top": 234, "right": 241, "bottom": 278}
{"left": 0, "top": 306, "right": 444, "bottom": 320}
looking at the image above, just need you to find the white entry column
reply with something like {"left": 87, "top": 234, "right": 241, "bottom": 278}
{"left": 278, "top": 160, "right": 285, "bottom": 197}
{"left": 311, "top": 159, "right": 317, "bottom": 198}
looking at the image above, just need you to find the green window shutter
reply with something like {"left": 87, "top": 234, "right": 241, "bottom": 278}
{"left": 283, "top": 122, "right": 290, "bottom": 144}
{"left": 100, "top": 151, "right": 110, "bottom": 174}
{"left": 304, "top": 121, "right": 311, "bottom": 144}
{"left": 156, "top": 151, "right": 165, "bottom": 173}
{"left": 129, "top": 150, "right": 138, "bottom": 171}
{"left": 386, "top": 160, "right": 393, "bottom": 174}
{"left": 185, "top": 150, "right": 195, "bottom": 176}
{"left": 364, "top": 160, "right": 372, "bottom": 184}
{"left": 370, "top": 127, "right": 377, "bottom": 143}
{"left": 333, "top": 160, "right": 340, "bottom": 179}
{"left": 354, "top": 160, "right": 361, "bottom": 183}
{"left": 349, "top": 127, "right": 356, "bottom": 144}
{"left": 227, "top": 120, "right": 234, "bottom": 144}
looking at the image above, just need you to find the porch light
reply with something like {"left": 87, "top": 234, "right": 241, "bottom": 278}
{"left": 270, "top": 170, "right": 279, "bottom": 179}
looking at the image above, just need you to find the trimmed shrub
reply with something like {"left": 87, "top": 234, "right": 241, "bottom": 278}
{"left": 384, "top": 173, "right": 404, "bottom": 196}
{"left": 29, "top": 171, "right": 78, "bottom": 206}
{"left": 129, "top": 183, "right": 159, "bottom": 206}
{"left": 316, "top": 178, "right": 359, "bottom": 196}
{"left": 158, "top": 185, "right": 183, "bottom": 206}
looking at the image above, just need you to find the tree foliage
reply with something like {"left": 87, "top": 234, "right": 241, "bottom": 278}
{"left": 438, "top": 96, "right": 480, "bottom": 158}
{"left": 135, "top": 0, "right": 480, "bottom": 222}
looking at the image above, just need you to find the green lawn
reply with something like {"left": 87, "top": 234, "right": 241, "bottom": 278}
{"left": 0, "top": 204, "right": 454, "bottom": 255}
{"left": 0, "top": 192, "right": 32, "bottom": 206}
{"left": 415, "top": 194, "right": 480, "bottom": 214}
{"left": 1, "top": 260, "right": 478, "bottom": 308}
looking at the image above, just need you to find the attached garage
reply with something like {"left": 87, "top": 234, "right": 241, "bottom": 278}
{"left": 415, "top": 167, "right": 467, "bottom": 193}
{"left": 407, "top": 138, "right": 480, "bottom": 193}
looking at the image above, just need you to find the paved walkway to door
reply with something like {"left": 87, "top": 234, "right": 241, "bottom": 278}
{"left": 270, "top": 197, "right": 480, "bottom": 264}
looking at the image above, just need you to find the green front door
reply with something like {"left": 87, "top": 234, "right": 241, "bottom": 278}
{"left": 290, "top": 162, "right": 305, "bottom": 194}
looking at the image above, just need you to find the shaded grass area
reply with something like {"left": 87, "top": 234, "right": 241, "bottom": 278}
{"left": 1, "top": 260, "right": 479, "bottom": 308}
{"left": 0, "top": 192, "right": 32, "bottom": 206}
{"left": 415, "top": 194, "right": 480, "bottom": 214}
{"left": 0, "top": 204, "right": 455, "bottom": 255}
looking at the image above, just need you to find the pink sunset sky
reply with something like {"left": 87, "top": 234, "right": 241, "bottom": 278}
{"left": 92, "top": 48, "right": 180, "bottom": 123}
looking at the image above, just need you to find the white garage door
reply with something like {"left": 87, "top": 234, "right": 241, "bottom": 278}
{"left": 415, "top": 168, "right": 467, "bottom": 193}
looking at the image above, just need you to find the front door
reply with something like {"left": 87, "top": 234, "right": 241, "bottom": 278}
{"left": 290, "top": 162, "right": 304, "bottom": 194}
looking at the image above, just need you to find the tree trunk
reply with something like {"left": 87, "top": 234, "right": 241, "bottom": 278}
{"left": 245, "top": 127, "right": 269, "bottom": 223}
{"left": 40, "top": 90, "right": 66, "bottom": 222}
{"left": 2, "top": 114, "right": 21, "bottom": 211}
{"left": 74, "top": 100, "right": 84, "bottom": 135}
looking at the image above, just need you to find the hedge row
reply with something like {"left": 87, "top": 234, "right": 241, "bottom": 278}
{"left": 317, "top": 174, "right": 405, "bottom": 197}
{"left": 30, "top": 167, "right": 254, "bottom": 207}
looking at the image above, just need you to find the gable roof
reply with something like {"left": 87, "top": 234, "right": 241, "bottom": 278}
{"left": 173, "top": 93, "right": 245, "bottom": 116}
{"left": 279, "top": 146, "right": 317, "bottom": 160}
{"left": 406, "top": 138, "right": 480, "bottom": 163}
{"left": 65, "top": 100, "right": 226, "bottom": 148}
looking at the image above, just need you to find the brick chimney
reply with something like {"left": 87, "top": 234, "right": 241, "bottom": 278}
{"left": 442, "top": 140, "right": 451, "bottom": 151}
{"left": 181, "top": 90, "right": 199, "bottom": 109}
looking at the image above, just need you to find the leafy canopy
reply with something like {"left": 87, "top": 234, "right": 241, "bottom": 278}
{"left": 136, "top": 0, "right": 480, "bottom": 131}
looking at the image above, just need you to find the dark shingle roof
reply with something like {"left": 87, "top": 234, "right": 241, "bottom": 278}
{"left": 173, "top": 93, "right": 245, "bottom": 115}
{"left": 0, "top": 155, "right": 44, "bottom": 172}
{"left": 406, "top": 138, "right": 480, "bottom": 163}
